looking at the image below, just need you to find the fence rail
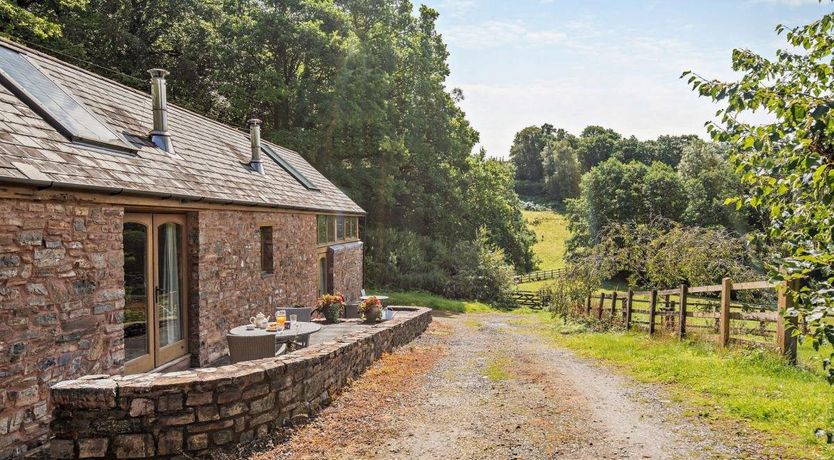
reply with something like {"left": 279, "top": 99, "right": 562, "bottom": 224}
{"left": 510, "top": 290, "right": 544, "bottom": 309}
{"left": 579, "top": 277, "right": 799, "bottom": 364}
{"left": 514, "top": 268, "right": 565, "bottom": 284}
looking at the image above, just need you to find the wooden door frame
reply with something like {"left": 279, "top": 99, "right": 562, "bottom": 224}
{"left": 123, "top": 213, "right": 155, "bottom": 375}
{"left": 123, "top": 212, "right": 189, "bottom": 374}
{"left": 153, "top": 214, "right": 189, "bottom": 366}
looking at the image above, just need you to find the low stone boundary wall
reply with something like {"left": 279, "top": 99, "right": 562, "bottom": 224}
{"left": 49, "top": 307, "right": 432, "bottom": 459}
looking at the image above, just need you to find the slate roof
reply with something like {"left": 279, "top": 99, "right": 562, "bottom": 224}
{"left": 0, "top": 38, "right": 364, "bottom": 215}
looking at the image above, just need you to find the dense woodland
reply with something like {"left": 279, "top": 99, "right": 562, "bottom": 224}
{"left": 1, "top": 0, "right": 534, "bottom": 302}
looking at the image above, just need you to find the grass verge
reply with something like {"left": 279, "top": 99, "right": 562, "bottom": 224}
{"left": 523, "top": 318, "right": 834, "bottom": 459}
{"left": 385, "top": 290, "right": 496, "bottom": 313}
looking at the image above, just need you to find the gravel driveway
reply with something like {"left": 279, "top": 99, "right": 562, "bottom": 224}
{"left": 238, "top": 312, "right": 781, "bottom": 460}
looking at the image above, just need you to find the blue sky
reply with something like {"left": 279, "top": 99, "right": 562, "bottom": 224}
{"left": 420, "top": 0, "right": 832, "bottom": 158}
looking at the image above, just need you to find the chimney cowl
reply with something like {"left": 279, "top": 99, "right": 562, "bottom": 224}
{"left": 248, "top": 118, "right": 264, "bottom": 174}
{"left": 148, "top": 68, "right": 174, "bottom": 153}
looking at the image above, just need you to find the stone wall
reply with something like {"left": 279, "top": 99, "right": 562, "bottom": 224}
{"left": 328, "top": 242, "right": 363, "bottom": 302}
{"left": 0, "top": 199, "right": 125, "bottom": 460}
{"left": 49, "top": 307, "right": 432, "bottom": 459}
{"left": 192, "top": 210, "right": 318, "bottom": 366}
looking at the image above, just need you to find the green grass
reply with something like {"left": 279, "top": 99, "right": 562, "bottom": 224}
{"left": 523, "top": 317, "right": 834, "bottom": 459}
{"left": 522, "top": 210, "right": 569, "bottom": 271}
{"left": 385, "top": 290, "right": 496, "bottom": 313}
{"left": 484, "top": 354, "right": 512, "bottom": 381}
{"left": 517, "top": 210, "right": 569, "bottom": 291}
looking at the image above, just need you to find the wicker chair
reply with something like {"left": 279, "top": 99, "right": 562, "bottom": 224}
{"left": 227, "top": 333, "right": 287, "bottom": 364}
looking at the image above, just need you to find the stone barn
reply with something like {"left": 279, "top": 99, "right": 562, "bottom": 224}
{"left": 0, "top": 38, "right": 364, "bottom": 458}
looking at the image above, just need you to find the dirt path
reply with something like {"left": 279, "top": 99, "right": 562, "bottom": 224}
{"left": 237, "top": 313, "right": 779, "bottom": 460}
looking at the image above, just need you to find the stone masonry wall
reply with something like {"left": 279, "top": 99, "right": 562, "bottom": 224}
{"left": 0, "top": 199, "right": 124, "bottom": 460}
{"left": 49, "top": 307, "right": 432, "bottom": 459}
{"left": 193, "top": 210, "right": 318, "bottom": 366}
{"left": 329, "top": 242, "right": 363, "bottom": 302}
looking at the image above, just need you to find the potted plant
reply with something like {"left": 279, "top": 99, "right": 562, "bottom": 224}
{"left": 359, "top": 296, "right": 383, "bottom": 322}
{"left": 316, "top": 293, "right": 344, "bottom": 323}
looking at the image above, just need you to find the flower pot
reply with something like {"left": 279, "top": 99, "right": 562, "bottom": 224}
{"left": 323, "top": 304, "right": 341, "bottom": 324}
{"left": 363, "top": 305, "right": 381, "bottom": 323}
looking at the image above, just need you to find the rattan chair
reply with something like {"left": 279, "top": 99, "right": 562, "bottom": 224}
{"left": 227, "top": 333, "right": 287, "bottom": 364}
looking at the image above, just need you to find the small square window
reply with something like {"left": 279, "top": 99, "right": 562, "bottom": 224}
{"left": 260, "top": 226, "right": 273, "bottom": 274}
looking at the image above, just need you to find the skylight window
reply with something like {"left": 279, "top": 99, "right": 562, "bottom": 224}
{"left": 0, "top": 44, "right": 135, "bottom": 153}
{"left": 261, "top": 145, "right": 320, "bottom": 191}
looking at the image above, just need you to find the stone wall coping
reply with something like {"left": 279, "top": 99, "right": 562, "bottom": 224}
{"left": 51, "top": 307, "right": 429, "bottom": 404}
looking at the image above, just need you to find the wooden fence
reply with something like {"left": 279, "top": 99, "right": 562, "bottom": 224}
{"left": 510, "top": 290, "right": 544, "bottom": 309}
{"left": 514, "top": 268, "right": 565, "bottom": 284}
{"left": 583, "top": 277, "right": 799, "bottom": 363}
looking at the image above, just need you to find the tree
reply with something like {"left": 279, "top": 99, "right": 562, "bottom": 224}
{"left": 577, "top": 125, "right": 621, "bottom": 171}
{"left": 655, "top": 134, "right": 699, "bottom": 167}
{"left": 0, "top": 0, "right": 85, "bottom": 40}
{"left": 541, "top": 138, "right": 581, "bottom": 205}
{"left": 614, "top": 135, "right": 656, "bottom": 164}
{"left": 643, "top": 162, "right": 686, "bottom": 220}
{"left": 685, "top": 12, "right": 834, "bottom": 381}
{"left": 508, "top": 125, "right": 552, "bottom": 183}
{"left": 677, "top": 140, "right": 744, "bottom": 230}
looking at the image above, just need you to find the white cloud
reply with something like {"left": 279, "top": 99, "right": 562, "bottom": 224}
{"left": 442, "top": 20, "right": 570, "bottom": 48}
{"left": 749, "top": 0, "right": 823, "bottom": 5}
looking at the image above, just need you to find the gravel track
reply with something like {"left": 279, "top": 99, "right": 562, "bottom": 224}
{"left": 242, "top": 312, "right": 779, "bottom": 460}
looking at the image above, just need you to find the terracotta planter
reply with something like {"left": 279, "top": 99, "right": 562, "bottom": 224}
{"left": 363, "top": 305, "right": 381, "bottom": 322}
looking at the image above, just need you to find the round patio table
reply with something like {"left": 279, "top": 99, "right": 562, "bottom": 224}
{"left": 228, "top": 321, "right": 321, "bottom": 346}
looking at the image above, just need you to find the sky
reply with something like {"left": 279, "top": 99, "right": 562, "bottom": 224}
{"left": 419, "top": 0, "right": 832, "bottom": 158}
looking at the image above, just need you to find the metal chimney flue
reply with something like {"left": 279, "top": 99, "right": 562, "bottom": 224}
{"left": 148, "top": 69, "right": 174, "bottom": 153}
{"left": 248, "top": 118, "right": 264, "bottom": 174}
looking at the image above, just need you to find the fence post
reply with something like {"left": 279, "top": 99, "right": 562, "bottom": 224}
{"left": 585, "top": 294, "right": 592, "bottom": 316}
{"left": 777, "top": 280, "right": 799, "bottom": 365}
{"left": 678, "top": 284, "right": 688, "bottom": 340}
{"left": 649, "top": 290, "right": 657, "bottom": 335}
{"left": 610, "top": 291, "right": 618, "bottom": 319}
{"left": 625, "top": 290, "right": 634, "bottom": 330}
{"left": 719, "top": 277, "right": 732, "bottom": 348}
{"left": 597, "top": 293, "right": 605, "bottom": 320}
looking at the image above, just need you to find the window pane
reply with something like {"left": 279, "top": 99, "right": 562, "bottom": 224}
{"left": 317, "top": 216, "right": 327, "bottom": 244}
{"left": 260, "top": 226, "right": 273, "bottom": 273}
{"left": 123, "top": 223, "right": 148, "bottom": 362}
{"left": 326, "top": 216, "right": 335, "bottom": 242}
{"left": 336, "top": 216, "right": 345, "bottom": 240}
{"left": 157, "top": 223, "right": 183, "bottom": 347}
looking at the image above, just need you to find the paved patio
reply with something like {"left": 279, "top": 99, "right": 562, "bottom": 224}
{"left": 308, "top": 319, "right": 375, "bottom": 346}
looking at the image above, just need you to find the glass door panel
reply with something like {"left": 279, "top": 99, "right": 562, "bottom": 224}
{"left": 123, "top": 215, "right": 154, "bottom": 374}
{"left": 154, "top": 215, "right": 187, "bottom": 364}
{"left": 157, "top": 222, "right": 182, "bottom": 346}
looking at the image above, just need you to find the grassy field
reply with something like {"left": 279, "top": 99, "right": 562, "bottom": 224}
{"left": 385, "top": 290, "right": 496, "bottom": 313}
{"left": 518, "top": 210, "right": 569, "bottom": 291}
{"left": 520, "top": 320, "right": 834, "bottom": 459}
{"left": 522, "top": 210, "right": 569, "bottom": 271}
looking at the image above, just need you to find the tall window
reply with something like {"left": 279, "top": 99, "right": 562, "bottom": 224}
{"left": 260, "top": 226, "right": 273, "bottom": 274}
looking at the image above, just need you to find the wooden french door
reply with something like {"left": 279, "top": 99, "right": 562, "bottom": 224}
{"left": 123, "top": 213, "right": 188, "bottom": 374}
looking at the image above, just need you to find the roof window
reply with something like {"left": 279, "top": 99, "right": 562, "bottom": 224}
{"left": 0, "top": 44, "right": 136, "bottom": 154}
{"left": 261, "top": 145, "right": 319, "bottom": 191}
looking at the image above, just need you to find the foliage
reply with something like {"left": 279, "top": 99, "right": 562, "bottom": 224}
{"left": 508, "top": 124, "right": 553, "bottom": 182}
{"left": 570, "top": 220, "right": 759, "bottom": 289}
{"left": 0, "top": 0, "right": 86, "bottom": 40}
{"left": 539, "top": 262, "right": 602, "bottom": 320}
{"left": 316, "top": 292, "right": 345, "bottom": 323}
{"left": 577, "top": 125, "right": 622, "bottom": 172}
{"left": 541, "top": 138, "right": 581, "bottom": 204}
{"left": 365, "top": 228, "right": 515, "bottom": 307}
{"left": 678, "top": 140, "right": 746, "bottom": 230}
{"left": 684, "top": 12, "right": 834, "bottom": 382}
